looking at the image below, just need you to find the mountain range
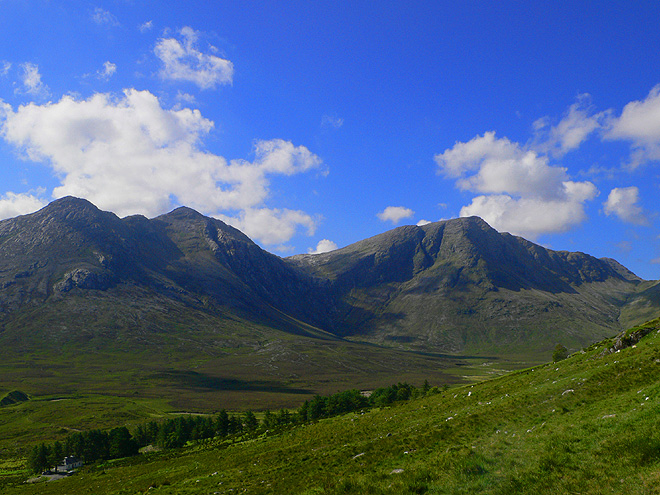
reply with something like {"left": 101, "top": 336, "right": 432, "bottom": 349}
{"left": 1, "top": 196, "right": 658, "bottom": 362}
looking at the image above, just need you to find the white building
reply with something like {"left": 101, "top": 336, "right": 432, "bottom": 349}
{"left": 59, "top": 456, "right": 83, "bottom": 472}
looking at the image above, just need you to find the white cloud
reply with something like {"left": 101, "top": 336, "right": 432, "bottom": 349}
{"left": 377, "top": 206, "right": 415, "bottom": 224}
{"left": 436, "top": 132, "right": 597, "bottom": 239}
{"left": 218, "top": 207, "right": 317, "bottom": 245}
{"left": 416, "top": 219, "right": 432, "bottom": 226}
{"left": 0, "top": 90, "right": 322, "bottom": 244}
{"left": 139, "top": 21, "right": 154, "bottom": 33}
{"left": 605, "top": 84, "right": 660, "bottom": 168}
{"left": 533, "top": 95, "right": 606, "bottom": 157}
{"left": 603, "top": 186, "right": 648, "bottom": 225}
{"left": 97, "top": 61, "right": 117, "bottom": 81}
{"left": 155, "top": 27, "right": 233, "bottom": 90}
{"left": 460, "top": 181, "right": 598, "bottom": 238}
{"left": 308, "top": 239, "right": 338, "bottom": 254}
{"left": 92, "top": 7, "right": 119, "bottom": 26}
{"left": 0, "top": 191, "right": 47, "bottom": 220}
{"left": 17, "top": 63, "right": 49, "bottom": 98}
{"left": 436, "top": 132, "right": 567, "bottom": 199}
{"left": 0, "top": 61, "right": 10, "bottom": 77}
{"left": 321, "top": 114, "right": 344, "bottom": 129}
{"left": 176, "top": 91, "right": 197, "bottom": 104}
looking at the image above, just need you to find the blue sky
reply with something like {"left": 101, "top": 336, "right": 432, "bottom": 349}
{"left": 1, "top": 1, "right": 659, "bottom": 279}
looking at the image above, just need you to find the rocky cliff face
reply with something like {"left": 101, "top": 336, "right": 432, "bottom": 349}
{"left": 0, "top": 198, "right": 650, "bottom": 355}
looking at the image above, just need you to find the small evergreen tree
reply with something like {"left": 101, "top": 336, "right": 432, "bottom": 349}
{"left": 109, "top": 426, "right": 138, "bottom": 458}
{"left": 216, "top": 410, "right": 229, "bottom": 437}
{"left": 276, "top": 408, "right": 292, "bottom": 426}
{"left": 133, "top": 424, "right": 149, "bottom": 447}
{"left": 243, "top": 411, "right": 258, "bottom": 432}
{"left": 49, "top": 441, "right": 63, "bottom": 472}
{"left": 262, "top": 410, "right": 277, "bottom": 430}
{"left": 423, "top": 379, "right": 431, "bottom": 395}
{"left": 296, "top": 401, "right": 309, "bottom": 424}
{"left": 27, "top": 443, "right": 50, "bottom": 474}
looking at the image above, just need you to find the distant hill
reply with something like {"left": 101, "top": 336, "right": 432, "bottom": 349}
{"left": 0, "top": 197, "right": 654, "bottom": 362}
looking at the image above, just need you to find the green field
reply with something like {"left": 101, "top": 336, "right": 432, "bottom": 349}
{"left": 0, "top": 317, "right": 507, "bottom": 462}
{"left": 2, "top": 318, "right": 659, "bottom": 494}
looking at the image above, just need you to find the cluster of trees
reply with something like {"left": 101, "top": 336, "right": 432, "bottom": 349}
{"left": 133, "top": 411, "right": 259, "bottom": 449}
{"left": 297, "top": 382, "right": 429, "bottom": 422}
{"left": 27, "top": 381, "right": 443, "bottom": 473}
{"left": 27, "top": 426, "right": 138, "bottom": 474}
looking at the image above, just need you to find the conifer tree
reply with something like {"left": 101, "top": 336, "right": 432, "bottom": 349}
{"left": 27, "top": 443, "right": 50, "bottom": 474}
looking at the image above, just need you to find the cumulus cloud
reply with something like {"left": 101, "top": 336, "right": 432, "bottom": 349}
{"left": 605, "top": 84, "right": 660, "bottom": 168}
{"left": 460, "top": 182, "right": 598, "bottom": 238}
{"left": 435, "top": 132, "right": 597, "bottom": 238}
{"left": 97, "top": 61, "right": 117, "bottom": 81}
{"left": 0, "top": 61, "right": 10, "bottom": 77}
{"left": 155, "top": 27, "right": 233, "bottom": 90}
{"left": 377, "top": 206, "right": 415, "bottom": 224}
{"left": 0, "top": 90, "right": 322, "bottom": 244}
{"left": 533, "top": 95, "right": 606, "bottom": 157}
{"left": 436, "top": 132, "right": 568, "bottom": 198}
{"left": 603, "top": 186, "right": 648, "bottom": 225}
{"left": 218, "top": 207, "right": 317, "bottom": 245}
{"left": 308, "top": 239, "right": 338, "bottom": 254}
{"left": 17, "top": 63, "right": 49, "bottom": 98}
{"left": 0, "top": 191, "right": 47, "bottom": 220}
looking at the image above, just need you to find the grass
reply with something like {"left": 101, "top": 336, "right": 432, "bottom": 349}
{"left": 2, "top": 318, "right": 660, "bottom": 494}
{"left": 2, "top": 289, "right": 525, "bottom": 466}
{"left": 0, "top": 313, "right": 503, "bottom": 462}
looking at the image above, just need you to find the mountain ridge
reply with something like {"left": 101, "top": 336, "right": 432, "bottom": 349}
{"left": 287, "top": 215, "right": 647, "bottom": 353}
{"left": 0, "top": 196, "right": 656, "bottom": 358}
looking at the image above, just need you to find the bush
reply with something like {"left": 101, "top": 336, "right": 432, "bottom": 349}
{"left": 552, "top": 344, "right": 569, "bottom": 362}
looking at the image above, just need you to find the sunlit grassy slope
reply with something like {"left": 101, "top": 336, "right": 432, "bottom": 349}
{"left": 4, "top": 317, "right": 660, "bottom": 494}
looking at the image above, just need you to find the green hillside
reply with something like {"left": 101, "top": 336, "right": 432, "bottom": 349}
{"left": 3, "top": 317, "right": 660, "bottom": 494}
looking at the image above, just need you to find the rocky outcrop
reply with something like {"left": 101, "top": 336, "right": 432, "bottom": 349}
{"left": 600, "top": 324, "right": 659, "bottom": 356}
{"left": 53, "top": 268, "right": 114, "bottom": 293}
